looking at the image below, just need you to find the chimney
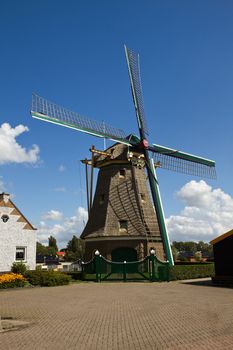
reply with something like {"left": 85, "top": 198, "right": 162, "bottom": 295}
{"left": 0, "top": 193, "right": 10, "bottom": 203}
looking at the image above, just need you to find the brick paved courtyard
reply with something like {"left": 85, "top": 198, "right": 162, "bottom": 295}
{"left": 0, "top": 279, "right": 233, "bottom": 349}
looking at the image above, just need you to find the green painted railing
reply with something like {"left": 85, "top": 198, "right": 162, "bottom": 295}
{"left": 81, "top": 251, "right": 170, "bottom": 282}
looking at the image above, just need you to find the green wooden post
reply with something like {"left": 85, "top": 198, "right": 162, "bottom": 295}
{"left": 95, "top": 250, "right": 100, "bottom": 283}
{"left": 148, "top": 256, "right": 152, "bottom": 281}
{"left": 81, "top": 261, "right": 85, "bottom": 281}
{"left": 166, "top": 262, "right": 170, "bottom": 282}
{"left": 123, "top": 261, "right": 127, "bottom": 282}
{"left": 150, "top": 250, "right": 156, "bottom": 282}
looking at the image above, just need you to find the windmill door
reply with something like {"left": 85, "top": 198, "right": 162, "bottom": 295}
{"left": 111, "top": 247, "right": 137, "bottom": 273}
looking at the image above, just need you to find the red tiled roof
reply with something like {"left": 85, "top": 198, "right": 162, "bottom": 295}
{"left": 57, "top": 251, "right": 65, "bottom": 256}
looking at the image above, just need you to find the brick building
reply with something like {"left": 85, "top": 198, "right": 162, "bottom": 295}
{"left": 81, "top": 143, "right": 166, "bottom": 262}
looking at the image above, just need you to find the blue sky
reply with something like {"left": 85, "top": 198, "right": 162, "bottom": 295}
{"left": 1, "top": 0, "right": 233, "bottom": 247}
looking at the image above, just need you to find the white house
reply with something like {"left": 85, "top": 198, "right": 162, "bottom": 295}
{"left": 0, "top": 193, "right": 36, "bottom": 272}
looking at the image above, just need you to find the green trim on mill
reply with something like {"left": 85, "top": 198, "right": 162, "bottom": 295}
{"left": 152, "top": 143, "right": 215, "bottom": 167}
{"left": 31, "top": 112, "right": 131, "bottom": 146}
{"left": 149, "top": 159, "right": 174, "bottom": 266}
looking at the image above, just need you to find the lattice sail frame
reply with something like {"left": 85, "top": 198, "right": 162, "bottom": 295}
{"left": 125, "top": 46, "right": 149, "bottom": 136}
{"left": 153, "top": 152, "right": 216, "bottom": 178}
{"left": 31, "top": 44, "right": 216, "bottom": 180}
{"left": 31, "top": 93, "right": 129, "bottom": 144}
{"left": 150, "top": 144, "right": 216, "bottom": 179}
{"left": 31, "top": 94, "right": 216, "bottom": 179}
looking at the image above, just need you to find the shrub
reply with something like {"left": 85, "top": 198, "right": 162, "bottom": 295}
{"left": 0, "top": 273, "right": 27, "bottom": 289}
{"left": 175, "top": 261, "right": 208, "bottom": 265}
{"left": 169, "top": 263, "right": 214, "bottom": 281}
{"left": 11, "top": 262, "right": 28, "bottom": 276}
{"left": 179, "top": 256, "right": 188, "bottom": 262}
{"left": 25, "top": 270, "right": 71, "bottom": 287}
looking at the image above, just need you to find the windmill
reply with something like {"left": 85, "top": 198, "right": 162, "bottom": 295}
{"left": 31, "top": 46, "right": 216, "bottom": 266}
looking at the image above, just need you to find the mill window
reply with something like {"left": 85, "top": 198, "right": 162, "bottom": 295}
{"left": 99, "top": 194, "right": 105, "bottom": 205}
{"left": 119, "top": 168, "right": 126, "bottom": 178}
{"left": 119, "top": 220, "right": 128, "bottom": 232}
{"left": 140, "top": 193, "right": 146, "bottom": 203}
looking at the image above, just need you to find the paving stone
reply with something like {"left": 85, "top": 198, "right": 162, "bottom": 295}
{"left": 0, "top": 280, "right": 232, "bottom": 349}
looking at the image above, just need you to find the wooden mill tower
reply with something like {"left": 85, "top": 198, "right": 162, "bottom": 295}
{"left": 81, "top": 143, "right": 165, "bottom": 262}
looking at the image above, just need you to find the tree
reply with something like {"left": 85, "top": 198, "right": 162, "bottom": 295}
{"left": 196, "top": 241, "right": 213, "bottom": 255}
{"left": 172, "top": 241, "right": 187, "bottom": 252}
{"left": 36, "top": 239, "right": 58, "bottom": 256}
{"left": 48, "top": 236, "right": 58, "bottom": 255}
{"left": 173, "top": 241, "right": 197, "bottom": 253}
{"left": 36, "top": 242, "right": 49, "bottom": 255}
{"left": 171, "top": 245, "right": 179, "bottom": 261}
{"left": 173, "top": 241, "right": 213, "bottom": 256}
{"left": 65, "top": 235, "right": 84, "bottom": 261}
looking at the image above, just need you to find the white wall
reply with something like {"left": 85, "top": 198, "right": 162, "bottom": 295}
{"left": 0, "top": 196, "right": 36, "bottom": 272}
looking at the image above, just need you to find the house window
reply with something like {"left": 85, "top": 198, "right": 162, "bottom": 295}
{"left": 119, "top": 168, "right": 126, "bottom": 178}
{"left": 1, "top": 214, "right": 9, "bottom": 223}
{"left": 16, "top": 247, "right": 26, "bottom": 261}
{"left": 99, "top": 194, "right": 105, "bottom": 205}
{"left": 119, "top": 220, "right": 128, "bottom": 232}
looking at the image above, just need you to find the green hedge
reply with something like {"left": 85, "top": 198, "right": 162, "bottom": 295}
{"left": 174, "top": 261, "right": 213, "bottom": 265}
{"left": 169, "top": 263, "right": 214, "bottom": 281}
{"left": 65, "top": 272, "right": 83, "bottom": 280}
{"left": 25, "top": 270, "right": 71, "bottom": 287}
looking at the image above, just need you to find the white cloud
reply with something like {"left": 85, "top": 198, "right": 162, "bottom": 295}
{"left": 37, "top": 207, "right": 88, "bottom": 248}
{"left": 0, "top": 123, "right": 40, "bottom": 164}
{"left": 42, "top": 210, "right": 63, "bottom": 221}
{"left": 166, "top": 180, "right": 233, "bottom": 242}
{"left": 58, "top": 164, "right": 66, "bottom": 172}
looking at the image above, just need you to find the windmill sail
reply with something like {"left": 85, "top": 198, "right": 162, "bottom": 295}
{"left": 150, "top": 144, "right": 216, "bottom": 179}
{"left": 125, "top": 46, "right": 149, "bottom": 136}
{"left": 31, "top": 93, "right": 129, "bottom": 145}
